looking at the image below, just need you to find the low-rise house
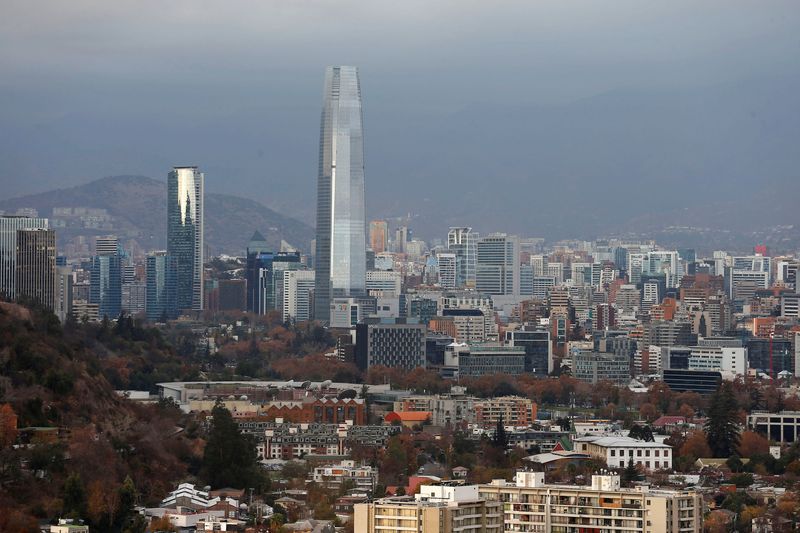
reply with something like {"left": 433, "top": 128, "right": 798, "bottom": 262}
{"left": 385, "top": 411, "right": 431, "bottom": 428}
{"left": 281, "top": 519, "right": 335, "bottom": 533}
{"left": 574, "top": 435, "right": 673, "bottom": 470}
{"left": 51, "top": 520, "right": 89, "bottom": 533}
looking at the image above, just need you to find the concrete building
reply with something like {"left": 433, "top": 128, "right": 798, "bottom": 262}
{"left": 457, "top": 345, "right": 526, "bottom": 377}
{"left": 283, "top": 269, "right": 316, "bottom": 322}
{"left": 355, "top": 483, "right": 503, "bottom": 533}
{"left": 437, "top": 252, "right": 458, "bottom": 289}
{"left": 366, "top": 269, "right": 402, "bottom": 295}
{"left": 687, "top": 345, "right": 747, "bottom": 377}
{"left": 474, "top": 396, "right": 537, "bottom": 428}
{"left": 574, "top": 435, "right": 673, "bottom": 470}
{"left": 748, "top": 411, "right": 800, "bottom": 443}
{"left": 573, "top": 350, "right": 631, "bottom": 385}
{"left": 311, "top": 460, "right": 378, "bottom": 493}
{"left": 368, "top": 220, "right": 388, "bottom": 254}
{"left": 476, "top": 233, "right": 520, "bottom": 296}
{"left": 479, "top": 472, "right": 701, "bottom": 533}
{"left": 505, "top": 327, "right": 552, "bottom": 375}
{"left": 0, "top": 215, "right": 49, "bottom": 301}
{"left": 447, "top": 227, "right": 478, "bottom": 288}
{"left": 355, "top": 319, "right": 426, "bottom": 371}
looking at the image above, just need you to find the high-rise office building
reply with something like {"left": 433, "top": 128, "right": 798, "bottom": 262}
{"left": 447, "top": 227, "right": 477, "bottom": 288}
{"left": 167, "top": 166, "right": 204, "bottom": 311}
{"left": 146, "top": 251, "right": 178, "bottom": 322}
{"left": 95, "top": 235, "right": 120, "bottom": 257}
{"left": 15, "top": 228, "right": 57, "bottom": 310}
{"left": 437, "top": 252, "right": 458, "bottom": 289}
{"left": 476, "top": 233, "right": 520, "bottom": 296}
{"left": 90, "top": 255, "right": 122, "bottom": 319}
{"left": 368, "top": 220, "right": 388, "bottom": 253}
{"left": 1, "top": 216, "right": 49, "bottom": 300}
{"left": 314, "top": 66, "right": 367, "bottom": 323}
{"left": 283, "top": 270, "right": 316, "bottom": 322}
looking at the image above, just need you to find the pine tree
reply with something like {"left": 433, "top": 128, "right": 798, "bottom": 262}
{"left": 492, "top": 416, "right": 508, "bottom": 450}
{"left": 622, "top": 458, "right": 639, "bottom": 486}
{"left": 704, "top": 381, "right": 741, "bottom": 458}
{"left": 201, "top": 402, "right": 268, "bottom": 490}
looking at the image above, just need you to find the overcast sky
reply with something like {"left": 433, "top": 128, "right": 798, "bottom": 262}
{"left": 1, "top": 1, "right": 799, "bottom": 237}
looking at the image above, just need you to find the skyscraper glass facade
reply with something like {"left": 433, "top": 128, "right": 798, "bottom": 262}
{"left": 314, "top": 66, "right": 367, "bottom": 322}
{"left": 167, "top": 166, "right": 204, "bottom": 311}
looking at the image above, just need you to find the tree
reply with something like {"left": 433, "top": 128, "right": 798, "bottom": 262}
{"left": 679, "top": 431, "right": 712, "bottom": 460}
{"left": 0, "top": 404, "right": 18, "bottom": 448}
{"left": 628, "top": 424, "right": 654, "bottom": 442}
{"left": 62, "top": 472, "right": 87, "bottom": 518}
{"left": 737, "top": 430, "right": 769, "bottom": 457}
{"left": 639, "top": 403, "right": 658, "bottom": 421}
{"left": 201, "top": 402, "right": 267, "bottom": 490}
{"left": 705, "top": 382, "right": 741, "bottom": 458}
{"left": 622, "top": 458, "right": 639, "bottom": 486}
{"left": 491, "top": 417, "right": 509, "bottom": 450}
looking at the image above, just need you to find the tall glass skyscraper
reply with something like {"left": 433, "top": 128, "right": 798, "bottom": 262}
{"left": 314, "top": 66, "right": 367, "bottom": 323}
{"left": 167, "top": 166, "right": 204, "bottom": 311}
{"left": 146, "top": 251, "right": 178, "bottom": 321}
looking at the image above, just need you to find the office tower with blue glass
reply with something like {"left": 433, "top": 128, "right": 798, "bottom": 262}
{"left": 314, "top": 66, "right": 367, "bottom": 323}
{"left": 146, "top": 251, "right": 178, "bottom": 322}
{"left": 167, "top": 166, "right": 204, "bottom": 312}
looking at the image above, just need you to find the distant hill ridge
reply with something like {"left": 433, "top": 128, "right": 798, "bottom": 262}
{"left": 0, "top": 175, "right": 314, "bottom": 255}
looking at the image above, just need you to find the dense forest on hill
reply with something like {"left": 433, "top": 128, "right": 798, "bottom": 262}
{"left": 0, "top": 302, "right": 202, "bottom": 530}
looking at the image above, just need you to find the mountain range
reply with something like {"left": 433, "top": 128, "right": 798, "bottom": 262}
{"left": 0, "top": 175, "right": 314, "bottom": 256}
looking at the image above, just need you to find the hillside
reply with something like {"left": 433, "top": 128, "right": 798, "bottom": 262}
{"left": 0, "top": 302, "right": 201, "bottom": 529}
{"left": 0, "top": 175, "right": 315, "bottom": 256}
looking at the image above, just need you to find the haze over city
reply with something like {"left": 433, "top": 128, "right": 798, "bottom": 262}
{"left": 2, "top": 1, "right": 799, "bottom": 240}
{"left": 3, "top": 2, "right": 800, "bottom": 532}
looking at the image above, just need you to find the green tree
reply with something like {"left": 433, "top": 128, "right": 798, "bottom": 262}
{"left": 491, "top": 417, "right": 508, "bottom": 450}
{"left": 622, "top": 458, "right": 639, "bottom": 486}
{"left": 62, "top": 472, "right": 87, "bottom": 518}
{"left": 628, "top": 424, "right": 654, "bottom": 442}
{"left": 201, "top": 402, "right": 268, "bottom": 491}
{"left": 705, "top": 382, "right": 741, "bottom": 458}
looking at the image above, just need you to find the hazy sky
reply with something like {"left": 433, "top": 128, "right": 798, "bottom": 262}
{"left": 1, "top": 1, "right": 799, "bottom": 237}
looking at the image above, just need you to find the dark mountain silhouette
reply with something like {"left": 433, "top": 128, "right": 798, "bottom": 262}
{"left": 0, "top": 175, "right": 314, "bottom": 255}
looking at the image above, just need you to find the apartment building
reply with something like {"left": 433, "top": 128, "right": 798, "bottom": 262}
{"left": 479, "top": 472, "right": 701, "bottom": 533}
{"left": 354, "top": 483, "right": 503, "bottom": 533}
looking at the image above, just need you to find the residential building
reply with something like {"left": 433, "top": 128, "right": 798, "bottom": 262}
{"left": 474, "top": 396, "right": 537, "bottom": 428}
{"left": 355, "top": 483, "right": 503, "bottom": 533}
{"left": 314, "top": 66, "right": 367, "bottom": 322}
{"left": 311, "top": 460, "right": 378, "bottom": 493}
{"left": 479, "top": 472, "right": 701, "bottom": 533}
{"left": 167, "top": 166, "right": 204, "bottom": 311}
{"left": 368, "top": 220, "right": 388, "bottom": 253}
{"left": 437, "top": 252, "right": 458, "bottom": 289}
